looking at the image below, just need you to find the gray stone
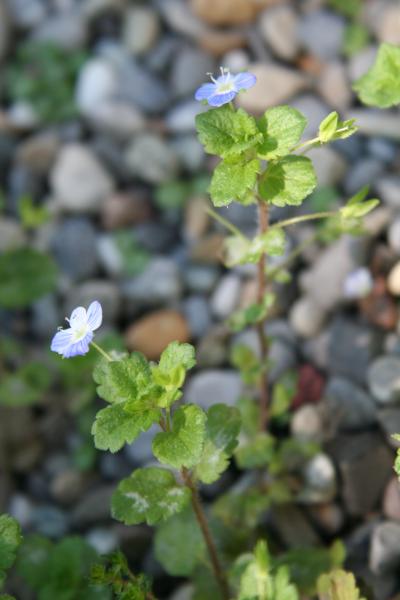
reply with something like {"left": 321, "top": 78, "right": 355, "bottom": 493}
{"left": 317, "top": 61, "right": 352, "bottom": 111}
{"left": 289, "top": 295, "right": 325, "bottom": 338}
{"left": 258, "top": 5, "right": 299, "bottom": 61}
{"left": 166, "top": 100, "right": 207, "bottom": 133}
{"left": 184, "top": 370, "right": 242, "bottom": 410}
{"left": 298, "top": 10, "right": 345, "bottom": 60}
{"left": 170, "top": 48, "right": 215, "bottom": 97}
{"left": 344, "top": 158, "right": 385, "bottom": 196}
{"left": 32, "top": 10, "right": 87, "bottom": 50}
{"left": 183, "top": 264, "right": 219, "bottom": 294}
{"left": 268, "top": 338, "right": 297, "bottom": 383}
{"left": 300, "top": 453, "right": 336, "bottom": 503}
{"left": 376, "top": 4, "right": 400, "bottom": 45}
{"left": 370, "top": 522, "right": 400, "bottom": 575}
{"left": 169, "top": 584, "right": 194, "bottom": 600}
{"left": 347, "top": 45, "right": 378, "bottom": 83}
{"left": 328, "top": 432, "right": 393, "bottom": 516}
{"left": 32, "top": 294, "right": 60, "bottom": 339}
{"left": 291, "top": 94, "right": 330, "bottom": 137}
{"left": 122, "top": 7, "right": 160, "bottom": 56}
{"left": 6, "top": 0, "right": 46, "bottom": 29}
{"left": 307, "top": 145, "right": 347, "bottom": 187}
{"left": 86, "top": 528, "right": 119, "bottom": 555}
{"left": 125, "top": 134, "right": 180, "bottom": 184}
{"left": 367, "top": 138, "right": 397, "bottom": 164}
{"left": 125, "top": 424, "right": 158, "bottom": 466}
{"left": 368, "top": 355, "right": 400, "bottom": 405}
{"left": 133, "top": 222, "right": 177, "bottom": 253}
{"left": 222, "top": 49, "right": 250, "bottom": 72}
{"left": 8, "top": 494, "right": 34, "bottom": 529}
{"left": 291, "top": 404, "right": 325, "bottom": 444}
{"left": 51, "top": 218, "right": 99, "bottom": 281}
{"left": 75, "top": 58, "right": 118, "bottom": 117}
{"left": 51, "top": 144, "right": 114, "bottom": 213}
{"left": 270, "top": 504, "right": 320, "bottom": 548}
{"left": 72, "top": 486, "right": 114, "bottom": 527}
{"left": 210, "top": 274, "right": 241, "bottom": 319}
{"left": 65, "top": 281, "right": 120, "bottom": 324}
{"left": 389, "top": 219, "right": 400, "bottom": 255}
{"left": 0, "top": 2, "right": 10, "bottom": 60}
{"left": 32, "top": 505, "right": 69, "bottom": 539}
{"left": 377, "top": 408, "right": 400, "bottom": 447}
{"left": 376, "top": 176, "right": 400, "bottom": 209}
{"left": 182, "top": 296, "right": 211, "bottom": 338}
{"left": 122, "top": 257, "right": 182, "bottom": 306}
{"left": 323, "top": 376, "right": 377, "bottom": 430}
{"left": 0, "top": 218, "right": 26, "bottom": 251}
{"left": 170, "top": 135, "right": 205, "bottom": 172}
{"left": 155, "top": 0, "right": 205, "bottom": 38}
{"left": 329, "top": 317, "right": 383, "bottom": 385}
{"left": 96, "top": 234, "right": 124, "bottom": 278}
{"left": 346, "top": 109, "right": 400, "bottom": 140}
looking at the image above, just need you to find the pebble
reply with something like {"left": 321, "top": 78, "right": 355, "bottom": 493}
{"left": 125, "top": 424, "right": 158, "bottom": 467}
{"left": 101, "top": 191, "right": 152, "bottom": 230}
{"left": 190, "top": 0, "right": 268, "bottom": 26}
{"left": 170, "top": 48, "right": 215, "bottom": 97}
{"left": 269, "top": 338, "right": 297, "bottom": 383}
{"left": 65, "top": 281, "right": 120, "bottom": 324}
{"left": 169, "top": 584, "right": 194, "bottom": 600}
{"left": 17, "top": 131, "right": 59, "bottom": 174}
{"left": 376, "top": 176, "right": 400, "bottom": 209}
{"left": 329, "top": 317, "right": 382, "bottom": 385}
{"left": 182, "top": 295, "right": 211, "bottom": 338}
{"left": 290, "top": 94, "right": 330, "bottom": 137}
{"left": 300, "top": 453, "right": 336, "bottom": 504}
{"left": 32, "top": 505, "right": 69, "bottom": 539}
{"left": 388, "top": 219, "right": 400, "bottom": 254}
{"left": 210, "top": 274, "right": 241, "bottom": 319}
{"left": 344, "top": 158, "right": 385, "bottom": 196}
{"left": 0, "top": 218, "right": 26, "bottom": 251}
{"left": 51, "top": 144, "right": 114, "bottom": 213}
{"left": 50, "top": 468, "right": 88, "bottom": 505}
{"left": 32, "top": 11, "right": 88, "bottom": 50}
{"left": 289, "top": 295, "right": 325, "bottom": 338}
{"left": 75, "top": 58, "right": 118, "bottom": 117}
{"left": 298, "top": 10, "right": 345, "bottom": 60}
{"left": 125, "top": 134, "right": 180, "bottom": 184}
{"left": 8, "top": 494, "right": 34, "bottom": 529}
{"left": 184, "top": 370, "right": 242, "bottom": 410}
{"left": 86, "top": 528, "right": 119, "bottom": 555}
{"left": 6, "top": 0, "right": 46, "bottom": 29}
{"left": 376, "top": 4, "right": 400, "bottom": 45}
{"left": 122, "top": 258, "right": 182, "bottom": 306}
{"left": 309, "top": 145, "right": 347, "bottom": 186}
{"left": 387, "top": 262, "right": 400, "bottom": 296}
{"left": 183, "top": 264, "right": 219, "bottom": 294}
{"left": 383, "top": 478, "right": 400, "bottom": 522}
{"left": 367, "top": 138, "right": 397, "bottom": 164}
{"left": 125, "top": 309, "right": 190, "bottom": 359}
{"left": 346, "top": 109, "right": 400, "bottom": 140}
{"left": 370, "top": 521, "right": 400, "bottom": 575}
{"left": 323, "top": 376, "right": 377, "bottom": 431}
{"left": 123, "top": 7, "right": 160, "bottom": 56}
{"left": 377, "top": 408, "right": 400, "bottom": 448}
{"left": 317, "top": 61, "right": 352, "bottom": 111}
{"left": 171, "top": 135, "right": 205, "bottom": 173}
{"left": 258, "top": 5, "right": 299, "bottom": 61}
{"left": 236, "top": 63, "right": 308, "bottom": 113}
{"left": 31, "top": 294, "right": 60, "bottom": 339}
{"left": 291, "top": 404, "right": 324, "bottom": 443}
{"left": 51, "top": 218, "right": 99, "bottom": 282}
{"left": 307, "top": 503, "right": 344, "bottom": 536}
{"left": 72, "top": 486, "right": 114, "bottom": 527}
{"left": 222, "top": 49, "right": 250, "bottom": 72}
{"left": 368, "top": 355, "right": 400, "bottom": 404}
{"left": 166, "top": 100, "right": 207, "bottom": 133}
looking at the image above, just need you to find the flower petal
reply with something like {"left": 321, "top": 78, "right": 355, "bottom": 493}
{"left": 207, "top": 90, "right": 236, "bottom": 107}
{"left": 87, "top": 301, "right": 103, "bottom": 331}
{"left": 63, "top": 332, "right": 93, "bottom": 358}
{"left": 69, "top": 306, "right": 87, "bottom": 331}
{"left": 51, "top": 329, "right": 74, "bottom": 354}
{"left": 233, "top": 72, "right": 257, "bottom": 91}
{"left": 195, "top": 83, "right": 217, "bottom": 101}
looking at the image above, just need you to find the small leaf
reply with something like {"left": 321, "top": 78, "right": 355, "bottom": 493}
{"left": 93, "top": 354, "right": 155, "bottom": 407}
{"left": 319, "top": 112, "right": 339, "bottom": 143}
{"left": 228, "top": 293, "right": 275, "bottom": 332}
{"left": 152, "top": 342, "right": 196, "bottom": 406}
{"left": 341, "top": 186, "right": 379, "bottom": 220}
{"left": 223, "top": 236, "right": 252, "bottom": 268}
{"left": 111, "top": 467, "right": 191, "bottom": 526}
{"left": 257, "top": 105, "right": 307, "bottom": 160}
{"left": 155, "top": 508, "right": 206, "bottom": 576}
{"left": 248, "top": 228, "right": 286, "bottom": 261}
{"left": 0, "top": 248, "right": 57, "bottom": 308}
{"left": 235, "top": 432, "right": 276, "bottom": 469}
{"left": 153, "top": 405, "right": 206, "bottom": 469}
{"left": 0, "top": 515, "right": 22, "bottom": 589}
{"left": 259, "top": 156, "right": 317, "bottom": 208}
{"left": 0, "top": 362, "right": 51, "bottom": 407}
{"left": 353, "top": 42, "right": 400, "bottom": 108}
{"left": 210, "top": 158, "right": 260, "bottom": 207}
{"left": 195, "top": 404, "right": 241, "bottom": 484}
{"left": 92, "top": 403, "right": 160, "bottom": 453}
{"left": 196, "top": 106, "right": 263, "bottom": 159}
{"left": 317, "top": 569, "right": 366, "bottom": 600}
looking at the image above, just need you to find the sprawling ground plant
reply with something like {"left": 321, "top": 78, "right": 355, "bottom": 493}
{"left": 5, "top": 45, "right": 400, "bottom": 597}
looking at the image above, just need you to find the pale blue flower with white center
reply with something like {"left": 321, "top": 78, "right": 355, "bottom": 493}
{"left": 343, "top": 267, "right": 373, "bottom": 299}
{"left": 51, "top": 301, "right": 102, "bottom": 358}
{"left": 195, "top": 67, "right": 256, "bottom": 107}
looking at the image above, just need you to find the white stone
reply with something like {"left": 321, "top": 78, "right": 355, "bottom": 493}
{"left": 211, "top": 274, "right": 241, "bottom": 319}
{"left": 259, "top": 5, "right": 299, "bottom": 61}
{"left": 289, "top": 296, "right": 325, "bottom": 338}
{"left": 122, "top": 7, "right": 160, "bottom": 55}
{"left": 317, "top": 61, "right": 352, "bottom": 111}
{"left": 387, "top": 262, "right": 400, "bottom": 296}
{"left": 75, "top": 58, "right": 118, "bottom": 116}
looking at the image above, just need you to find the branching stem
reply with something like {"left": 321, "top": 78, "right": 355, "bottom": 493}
{"left": 270, "top": 210, "right": 336, "bottom": 230}
{"left": 256, "top": 199, "right": 270, "bottom": 431}
{"left": 206, "top": 206, "right": 247, "bottom": 239}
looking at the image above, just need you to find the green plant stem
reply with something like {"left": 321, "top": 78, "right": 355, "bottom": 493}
{"left": 90, "top": 341, "right": 113, "bottom": 362}
{"left": 268, "top": 232, "right": 318, "bottom": 279}
{"left": 271, "top": 210, "right": 337, "bottom": 230}
{"left": 206, "top": 206, "right": 247, "bottom": 239}
{"left": 181, "top": 468, "right": 230, "bottom": 600}
{"left": 256, "top": 199, "right": 270, "bottom": 432}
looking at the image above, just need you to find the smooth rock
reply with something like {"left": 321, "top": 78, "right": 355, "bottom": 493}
{"left": 170, "top": 47, "right": 215, "bottom": 97}
{"left": 185, "top": 370, "right": 242, "bottom": 410}
{"left": 125, "top": 424, "right": 158, "bottom": 466}
{"left": 388, "top": 219, "right": 400, "bottom": 254}
{"left": 383, "top": 478, "right": 400, "bottom": 521}
{"left": 307, "top": 503, "right": 344, "bottom": 536}
{"left": 51, "top": 218, "right": 98, "bottom": 281}
{"left": 210, "top": 274, "right": 241, "bottom": 319}
{"left": 171, "top": 135, "right": 205, "bottom": 173}
{"left": 370, "top": 521, "right": 400, "bottom": 575}
{"left": 125, "top": 310, "right": 190, "bottom": 359}
{"left": 317, "top": 61, "right": 352, "bottom": 111}
{"left": 190, "top": 0, "right": 270, "bottom": 26}
{"left": 32, "top": 505, "right": 68, "bottom": 539}
{"left": 270, "top": 504, "right": 320, "bottom": 548}
{"left": 72, "top": 486, "right": 114, "bottom": 527}
{"left": 388, "top": 262, "right": 400, "bottom": 296}
{"left": 75, "top": 58, "right": 118, "bottom": 116}
{"left": 377, "top": 408, "right": 400, "bottom": 448}
{"left": 307, "top": 145, "right": 347, "bottom": 186}
{"left": 0, "top": 218, "right": 26, "bottom": 251}
{"left": 376, "top": 176, "right": 400, "bottom": 210}
{"left": 166, "top": 100, "right": 207, "bottom": 133}
{"left": 289, "top": 296, "right": 325, "bottom": 338}
{"left": 291, "top": 404, "right": 325, "bottom": 443}
{"left": 8, "top": 494, "right": 34, "bottom": 529}
{"left": 346, "top": 109, "right": 400, "bottom": 140}
{"left": 65, "top": 281, "right": 120, "bottom": 324}
{"left": 122, "top": 258, "right": 182, "bottom": 306}
{"left": 236, "top": 63, "right": 308, "bottom": 113}
{"left": 125, "top": 134, "right": 180, "bottom": 184}
{"left": 17, "top": 131, "right": 59, "bottom": 173}
{"left": 32, "top": 294, "right": 60, "bottom": 339}
{"left": 183, "top": 264, "right": 219, "bottom": 294}
{"left": 101, "top": 191, "right": 152, "bottom": 230}
{"left": 298, "top": 10, "right": 345, "bottom": 60}
{"left": 182, "top": 295, "right": 211, "bottom": 338}
{"left": 291, "top": 94, "right": 330, "bottom": 137}
{"left": 122, "top": 7, "right": 160, "bottom": 55}
{"left": 258, "top": 5, "right": 299, "bottom": 61}
{"left": 269, "top": 338, "right": 297, "bottom": 383}
{"left": 367, "top": 138, "right": 397, "bottom": 164}
{"left": 51, "top": 144, "right": 114, "bottom": 213}
{"left": 156, "top": 0, "right": 205, "bottom": 38}
{"left": 376, "top": 4, "right": 400, "bottom": 45}
{"left": 6, "top": 0, "right": 46, "bottom": 29}
{"left": 323, "top": 376, "right": 377, "bottom": 431}
{"left": 50, "top": 468, "right": 87, "bottom": 505}
{"left": 329, "top": 317, "right": 382, "bottom": 385}
{"left": 368, "top": 355, "right": 400, "bottom": 404}
{"left": 344, "top": 158, "right": 385, "bottom": 196}
{"left": 223, "top": 49, "right": 250, "bottom": 72}
{"left": 300, "top": 453, "right": 336, "bottom": 503}
{"left": 32, "top": 11, "right": 87, "bottom": 50}
{"left": 169, "top": 584, "right": 194, "bottom": 600}
{"left": 86, "top": 528, "right": 119, "bottom": 555}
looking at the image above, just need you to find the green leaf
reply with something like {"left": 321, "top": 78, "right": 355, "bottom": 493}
{"left": 155, "top": 508, "right": 206, "bottom": 576}
{"left": 0, "top": 362, "right": 51, "bottom": 407}
{"left": 153, "top": 405, "right": 206, "bottom": 469}
{"left": 259, "top": 156, "right": 317, "bottom": 208}
{"left": 270, "top": 372, "right": 297, "bottom": 423}
{"left": 196, "top": 106, "right": 263, "bottom": 159}
{"left": 341, "top": 186, "right": 379, "bottom": 219}
{"left": 152, "top": 342, "right": 196, "bottom": 406}
{"left": 328, "top": 0, "right": 361, "bottom": 18}
{"left": 223, "top": 236, "right": 252, "bottom": 268}
{"left": 0, "top": 515, "right": 22, "bottom": 589}
{"left": 18, "top": 196, "right": 49, "bottom": 229}
{"left": 247, "top": 228, "right": 286, "bottom": 262}
{"left": 111, "top": 467, "right": 190, "bottom": 526}
{"left": 353, "top": 42, "right": 400, "bottom": 108}
{"left": 257, "top": 106, "right": 307, "bottom": 160}
{"left": 0, "top": 248, "right": 57, "bottom": 308}
{"left": 343, "top": 23, "right": 369, "bottom": 58}
{"left": 228, "top": 293, "right": 275, "bottom": 332}
{"left": 92, "top": 403, "right": 160, "bottom": 453}
{"left": 231, "top": 345, "right": 262, "bottom": 386}
{"left": 235, "top": 432, "right": 276, "bottom": 469}
{"left": 210, "top": 158, "right": 260, "bottom": 207}
{"left": 317, "top": 569, "right": 366, "bottom": 600}
{"left": 195, "top": 404, "right": 241, "bottom": 484}
{"left": 93, "top": 354, "right": 155, "bottom": 407}
{"left": 319, "top": 112, "right": 339, "bottom": 143}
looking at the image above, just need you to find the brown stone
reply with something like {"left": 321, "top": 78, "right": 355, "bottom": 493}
{"left": 383, "top": 477, "right": 400, "bottom": 521}
{"left": 101, "top": 191, "right": 152, "bottom": 229}
{"left": 199, "top": 30, "right": 247, "bottom": 55}
{"left": 191, "top": 0, "right": 278, "bottom": 26}
{"left": 125, "top": 310, "right": 190, "bottom": 359}
{"left": 190, "top": 233, "right": 225, "bottom": 264}
{"left": 184, "top": 196, "right": 209, "bottom": 242}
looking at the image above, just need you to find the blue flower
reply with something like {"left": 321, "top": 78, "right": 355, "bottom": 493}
{"left": 195, "top": 68, "right": 256, "bottom": 107}
{"left": 51, "top": 301, "right": 102, "bottom": 358}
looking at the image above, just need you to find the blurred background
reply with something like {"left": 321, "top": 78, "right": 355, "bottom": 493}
{"left": 2, "top": 0, "right": 400, "bottom": 597}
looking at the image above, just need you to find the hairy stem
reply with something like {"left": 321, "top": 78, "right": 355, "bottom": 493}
{"left": 206, "top": 206, "right": 247, "bottom": 239}
{"left": 91, "top": 341, "right": 113, "bottom": 362}
{"left": 270, "top": 210, "right": 336, "bottom": 230}
{"left": 181, "top": 468, "right": 230, "bottom": 600}
{"left": 256, "top": 199, "right": 270, "bottom": 431}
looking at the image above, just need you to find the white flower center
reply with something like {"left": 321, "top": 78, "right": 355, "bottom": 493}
{"left": 216, "top": 79, "right": 234, "bottom": 94}
{"left": 71, "top": 323, "right": 90, "bottom": 342}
